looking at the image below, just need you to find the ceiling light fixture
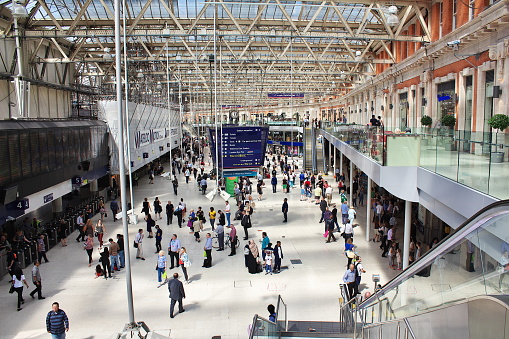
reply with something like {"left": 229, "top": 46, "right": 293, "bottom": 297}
{"left": 385, "top": 6, "right": 399, "bottom": 27}
{"left": 11, "top": 0, "right": 28, "bottom": 18}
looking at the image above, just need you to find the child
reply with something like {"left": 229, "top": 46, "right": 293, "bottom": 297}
{"left": 265, "top": 249, "right": 273, "bottom": 275}
{"left": 95, "top": 264, "right": 104, "bottom": 278}
{"left": 388, "top": 243, "right": 396, "bottom": 269}
{"left": 396, "top": 248, "right": 402, "bottom": 270}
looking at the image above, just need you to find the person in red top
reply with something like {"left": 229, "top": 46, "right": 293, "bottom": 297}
{"left": 228, "top": 224, "right": 237, "bottom": 256}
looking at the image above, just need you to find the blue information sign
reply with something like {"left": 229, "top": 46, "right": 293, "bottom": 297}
{"left": 209, "top": 126, "right": 269, "bottom": 169}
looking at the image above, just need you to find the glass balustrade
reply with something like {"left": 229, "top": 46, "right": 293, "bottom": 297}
{"left": 358, "top": 202, "right": 509, "bottom": 326}
{"left": 322, "top": 124, "right": 509, "bottom": 200}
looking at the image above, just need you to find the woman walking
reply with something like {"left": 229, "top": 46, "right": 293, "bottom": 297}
{"left": 11, "top": 267, "right": 29, "bottom": 311}
{"left": 154, "top": 197, "right": 162, "bottom": 220}
{"left": 156, "top": 250, "right": 167, "bottom": 286}
{"left": 142, "top": 198, "right": 152, "bottom": 216}
{"left": 95, "top": 219, "right": 106, "bottom": 247}
{"left": 84, "top": 235, "right": 94, "bottom": 267}
{"left": 180, "top": 247, "right": 191, "bottom": 283}
{"left": 145, "top": 214, "right": 155, "bottom": 238}
{"left": 257, "top": 180, "right": 264, "bottom": 201}
{"left": 83, "top": 219, "right": 94, "bottom": 239}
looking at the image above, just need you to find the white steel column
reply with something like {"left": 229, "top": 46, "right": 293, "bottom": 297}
{"left": 349, "top": 162, "right": 353, "bottom": 200}
{"left": 403, "top": 200, "right": 412, "bottom": 269}
{"left": 366, "top": 178, "right": 372, "bottom": 242}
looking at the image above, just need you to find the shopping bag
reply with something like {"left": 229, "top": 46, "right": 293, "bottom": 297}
{"left": 162, "top": 271, "right": 167, "bottom": 280}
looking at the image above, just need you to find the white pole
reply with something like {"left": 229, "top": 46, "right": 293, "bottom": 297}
{"left": 366, "top": 178, "right": 372, "bottom": 242}
{"left": 166, "top": 46, "right": 173, "bottom": 177}
{"left": 403, "top": 200, "right": 412, "bottom": 269}
{"left": 213, "top": 6, "right": 220, "bottom": 187}
{"left": 122, "top": 0, "right": 134, "bottom": 210}
{"left": 114, "top": 0, "right": 135, "bottom": 324}
{"left": 13, "top": 17, "right": 25, "bottom": 118}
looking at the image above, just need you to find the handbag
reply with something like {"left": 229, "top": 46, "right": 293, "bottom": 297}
{"left": 184, "top": 260, "right": 191, "bottom": 268}
{"left": 133, "top": 241, "right": 138, "bottom": 248}
{"left": 203, "top": 250, "right": 207, "bottom": 257}
{"left": 162, "top": 271, "right": 167, "bottom": 280}
{"left": 345, "top": 250, "right": 355, "bottom": 259}
{"left": 9, "top": 285, "right": 14, "bottom": 294}
{"left": 323, "top": 230, "right": 329, "bottom": 238}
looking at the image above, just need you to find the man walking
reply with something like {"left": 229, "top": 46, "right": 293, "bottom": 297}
{"left": 108, "top": 238, "right": 120, "bottom": 272}
{"left": 318, "top": 197, "right": 327, "bottom": 223}
{"left": 341, "top": 201, "right": 349, "bottom": 225}
{"left": 282, "top": 198, "right": 288, "bottom": 222}
{"left": 75, "top": 213, "right": 85, "bottom": 242}
{"left": 46, "top": 302, "right": 69, "bottom": 338}
{"left": 342, "top": 264, "right": 358, "bottom": 301}
{"left": 30, "top": 260, "right": 45, "bottom": 300}
{"left": 134, "top": 229, "right": 145, "bottom": 260}
{"left": 110, "top": 199, "right": 119, "bottom": 222}
{"left": 166, "top": 201, "right": 174, "bottom": 225}
{"left": 168, "top": 273, "right": 185, "bottom": 318}
{"left": 168, "top": 234, "right": 181, "bottom": 269}
{"left": 155, "top": 225, "right": 163, "bottom": 253}
{"left": 202, "top": 233, "right": 213, "bottom": 268}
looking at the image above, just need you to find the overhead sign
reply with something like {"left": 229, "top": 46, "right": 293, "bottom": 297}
{"left": 268, "top": 93, "right": 304, "bottom": 98}
{"left": 43, "top": 193, "right": 54, "bottom": 204}
{"left": 209, "top": 126, "right": 269, "bottom": 169}
{"left": 134, "top": 128, "right": 172, "bottom": 148}
{"left": 221, "top": 105, "right": 243, "bottom": 108}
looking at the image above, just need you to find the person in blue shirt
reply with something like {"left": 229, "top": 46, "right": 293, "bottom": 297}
{"left": 299, "top": 172, "right": 305, "bottom": 187}
{"left": 343, "top": 264, "right": 358, "bottom": 300}
{"left": 341, "top": 201, "right": 349, "bottom": 225}
{"left": 268, "top": 304, "right": 277, "bottom": 322}
{"left": 271, "top": 176, "right": 277, "bottom": 193}
{"left": 261, "top": 232, "right": 270, "bottom": 261}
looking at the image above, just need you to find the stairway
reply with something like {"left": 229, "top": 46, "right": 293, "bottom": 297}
{"left": 315, "top": 137, "right": 324, "bottom": 173}
{"left": 303, "top": 127, "right": 313, "bottom": 171}
{"left": 280, "top": 321, "right": 353, "bottom": 338}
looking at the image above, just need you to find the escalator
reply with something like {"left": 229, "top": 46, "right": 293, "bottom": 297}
{"left": 356, "top": 199, "right": 509, "bottom": 338}
{"left": 304, "top": 127, "right": 313, "bottom": 171}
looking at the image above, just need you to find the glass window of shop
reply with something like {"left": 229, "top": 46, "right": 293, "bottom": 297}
{"left": 437, "top": 80, "right": 456, "bottom": 124}
{"left": 399, "top": 92, "right": 408, "bottom": 129}
{"left": 462, "top": 76, "right": 474, "bottom": 152}
{"left": 482, "top": 70, "right": 495, "bottom": 154}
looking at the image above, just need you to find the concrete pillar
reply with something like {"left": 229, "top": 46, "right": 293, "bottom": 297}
{"left": 333, "top": 146, "right": 337, "bottom": 172}
{"left": 349, "top": 162, "right": 353, "bottom": 200}
{"left": 51, "top": 197, "right": 63, "bottom": 216}
{"left": 90, "top": 180, "right": 99, "bottom": 197}
{"left": 340, "top": 152, "right": 343, "bottom": 176}
{"left": 366, "top": 178, "right": 372, "bottom": 242}
{"left": 403, "top": 200, "right": 412, "bottom": 269}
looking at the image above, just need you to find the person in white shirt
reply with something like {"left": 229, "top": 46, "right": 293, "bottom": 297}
{"left": 343, "top": 220, "right": 354, "bottom": 243}
{"left": 325, "top": 186, "right": 333, "bottom": 206}
{"left": 348, "top": 206, "right": 356, "bottom": 223}
{"left": 135, "top": 229, "right": 145, "bottom": 260}
{"left": 11, "top": 267, "right": 29, "bottom": 311}
{"left": 354, "top": 256, "right": 366, "bottom": 286}
{"left": 224, "top": 201, "right": 231, "bottom": 227}
{"left": 376, "top": 203, "right": 383, "bottom": 221}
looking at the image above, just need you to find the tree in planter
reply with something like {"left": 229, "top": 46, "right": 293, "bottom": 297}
{"left": 420, "top": 115, "right": 432, "bottom": 127}
{"left": 487, "top": 113, "right": 509, "bottom": 156}
{"left": 441, "top": 114, "right": 456, "bottom": 128}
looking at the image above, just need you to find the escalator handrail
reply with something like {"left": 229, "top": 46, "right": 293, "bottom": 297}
{"left": 358, "top": 199, "right": 509, "bottom": 310}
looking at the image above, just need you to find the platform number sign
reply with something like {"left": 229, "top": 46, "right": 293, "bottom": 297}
{"left": 14, "top": 199, "right": 29, "bottom": 210}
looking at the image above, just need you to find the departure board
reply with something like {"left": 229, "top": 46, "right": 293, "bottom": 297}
{"left": 210, "top": 126, "right": 269, "bottom": 169}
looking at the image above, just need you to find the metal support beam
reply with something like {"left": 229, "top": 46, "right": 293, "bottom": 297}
{"left": 403, "top": 200, "right": 412, "bottom": 269}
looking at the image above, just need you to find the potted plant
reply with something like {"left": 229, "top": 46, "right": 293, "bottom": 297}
{"left": 441, "top": 114, "right": 457, "bottom": 151}
{"left": 420, "top": 115, "right": 432, "bottom": 146}
{"left": 487, "top": 114, "right": 509, "bottom": 163}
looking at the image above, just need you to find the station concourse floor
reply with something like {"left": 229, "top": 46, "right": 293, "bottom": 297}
{"left": 0, "top": 157, "right": 400, "bottom": 339}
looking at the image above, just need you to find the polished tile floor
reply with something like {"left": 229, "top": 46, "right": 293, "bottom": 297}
{"left": 0, "top": 154, "right": 400, "bottom": 339}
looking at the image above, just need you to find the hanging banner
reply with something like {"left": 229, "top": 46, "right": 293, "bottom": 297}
{"left": 268, "top": 93, "right": 305, "bottom": 98}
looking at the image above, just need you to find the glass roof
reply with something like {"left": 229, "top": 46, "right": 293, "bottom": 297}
{"left": 29, "top": 0, "right": 379, "bottom": 24}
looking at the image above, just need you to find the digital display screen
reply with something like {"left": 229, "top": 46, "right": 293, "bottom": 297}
{"left": 210, "top": 126, "right": 269, "bottom": 169}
